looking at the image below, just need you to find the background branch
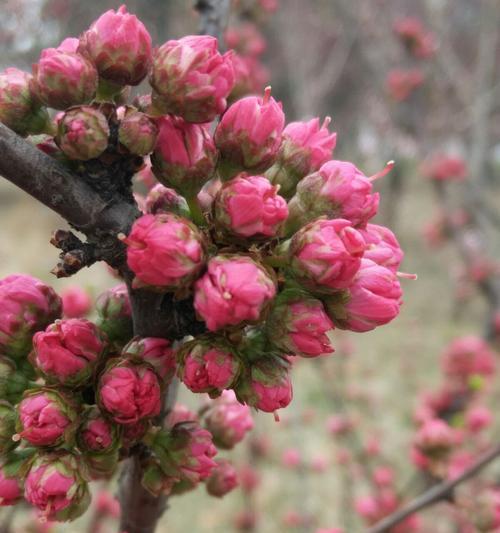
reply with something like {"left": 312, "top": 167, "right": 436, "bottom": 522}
{"left": 367, "top": 441, "right": 500, "bottom": 533}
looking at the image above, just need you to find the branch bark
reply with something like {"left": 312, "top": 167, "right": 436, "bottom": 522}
{"left": 194, "top": 0, "right": 231, "bottom": 43}
{"left": 366, "top": 441, "right": 500, "bottom": 533}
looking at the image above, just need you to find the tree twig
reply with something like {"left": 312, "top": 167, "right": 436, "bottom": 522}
{"left": 367, "top": 441, "right": 500, "bottom": 533}
{"left": 194, "top": 0, "right": 231, "bottom": 43}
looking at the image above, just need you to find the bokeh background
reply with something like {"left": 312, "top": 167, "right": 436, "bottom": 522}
{"left": 1, "top": 0, "right": 500, "bottom": 531}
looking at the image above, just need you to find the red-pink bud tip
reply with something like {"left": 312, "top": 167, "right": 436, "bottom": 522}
{"left": 369, "top": 160, "right": 395, "bottom": 181}
{"left": 263, "top": 86, "right": 272, "bottom": 104}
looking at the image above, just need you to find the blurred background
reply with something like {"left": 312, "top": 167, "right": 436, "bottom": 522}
{"left": 1, "top": 0, "right": 500, "bottom": 531}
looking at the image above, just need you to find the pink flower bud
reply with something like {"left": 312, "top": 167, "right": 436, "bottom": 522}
{"left": 287, "top": 160, "right": 380, "bottom": 232}
{"left": 393, "top": 17, "right": 435, "bottom": 59}
{"left": 229, "top": 54, "right": 269, "bottom": 100}
{"left": 145, "top": 184, "right": 190, "bottom": 218}
{"left": 61, "top": 286, "right": 92, "bottom": 318}
{"left": 32, "top": 319, "right": 106, "bottom": 387}
{"left": 214, "top": 174, "right": 288, "bottom": 239}
{"left": 359, "top": 224, "right": 404, "bottom": 272}
{"left": 0, "top": 68, "right": 50, "bottom": 136}
{"left": 0, "top": 466, "right": 22, "bottom": 506}
{"left": 236, "top": 355, "right": 292, "bottom": 413}
{"left": 98, "top": 360, "right": 161, "bottom": 425}
{"left": 267, "top": 294, "right": 334, "bottom": 357}
{"left": 77, "top": 407, "right": 118, "bottom": 453}
{"left": 17, "top": 389, "right": 78, "bottom": 447}
{"left": 79, "top": 5, "right": 152, "bottom": 86}
{"left": 94, "top": 490, "right": 120, "bottom": 517}
{"left": 57, "top": 38, "right": 79, "bottom": 53}
{"left": 165, "top": 404, "right": 198, "bottom": 428}
{"left": 215, "top": 88, "right": 285, "bottom": 177}
{"left": 151, "top": 116, "right": 217, "bottom": 197}
{"left": 118, "top": 109, "right": 158, "bottom": 156}
{"left": 57, "top": 105, "right": 110, "bottom": 160}
{"left": 413, "top": 418, "right": 457, "bottom": 459}
{"left": 25, "top": 454, "right": 90, "bottom": 521}
{"left": 204, "top": 390, "right": 254, "bottom": 449}
{"left": 126, "top": 213, "right": 206, "bottom": 290}
{"left": 151, "top": 35, "right": 234, "bottom": 123}
{"left": 441, "top": 336, "right": 496, "bottom": 384}
{"left": 325, "top": 259, "right": 402, "bottom": 332}
{"left": 386, "top": 69, "right": 424, "bottom": 101}
{"left": 194, "top": 255, "right": 276, "bottom": 331}
{"left": 206, "top": 459, "right": 239, "bottom": 497}
{"left": 122, "top": 337, "right": 176, "bottom": 383}
{"left": 288, "top": 218, "right": 365, "bottom": 292}
{"left": 225, "top": 23, "right": 266, "bottom": 57}
{"left": 95, "top": 283, "right": 133, "bottom": 345}
{"left": 373, "top": 466, "right": 394, "bottom": 487}
{"left": 466, "top": 406, "right": 493, "bottom": 433}
{"left": 326, "top": 414, "right": 354, "bottom": 436}
{"left": 0, "top": 274, "right": 62, "bottom": 359}
{"left": 282, "top": 448, "right": 301, "bottom": 468}
{"left": 31, "top": 46, "right": 97, "bottom": 110}
{"left": 268, "top": 118, "right": 337, "bottom": 194}
{"left": 423, "top": 154, "right": 467, "bottom": 181}
{"left": 178, "top": 339, "right": 240, "bottom": 395}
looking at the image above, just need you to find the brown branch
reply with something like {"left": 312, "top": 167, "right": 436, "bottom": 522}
{"left": 0, "top": 123, "right": 139, "bottom": 269}
{"left": 194, "top": 0, "right": 231, "bottom": 43}
{"left": 366, "top": 441, "right": 500, "bottom": 533}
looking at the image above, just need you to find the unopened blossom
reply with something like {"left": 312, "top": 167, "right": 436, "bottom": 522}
{"left": 324, "top": 259, "right": 402, "bottom": 332}
{"left": 194, "top": 255, "right": 276, "bottom": 331}
{"left": 151, "top": 35, "right": 234, "bottom": 122}
{"left": 423, "top": 154, "right": 467, "bottom": 181}
{"left": 77, "top": 407, "right": 118, "bottom": 453}
{"left": 235, "top": 354, "right": 292, "bottom": 413}
{"left": 267, "top": 294, "right": 335, "bottom": 357}
{"left": 214, "top": 173, "right": 288, "bottom": 239}
{"left": 118, "top": 109, "right": 158, "bottom": 155}
{"left": 286, "top": 160, "right": 384, "bottom": 233}
{"left": 288, "top": 218, "right": 365, "bottom": 292}
{"left": 0, "top": 68, "right": 50, "bottom": 136}
{"left": 0, "top": 274, "right": 61, "bottom": 359}
{"left": 79, "top": 5, "right": 152, "bottom": 86}
{"left": 386, "top": 69, "right": 424, "bottom": 101}
{"left": 24, "top": 454, "right": 90, "bottom": 521}
{"left": 215, "top": 87, "right": 285, "bottom": 177}
{"left": 151, "top": 115, "right": 217, "bottom": 197}
{"left": 31, "top": 45, "right": 97, "bottom": 109}
{"left": 266, "top": 117, "right": 337, "bottom": 196}
{"left": 57, "top": 106, "right": 109, "bottom": 160}
{"left": 61, "top": 286, "right": 92, "bottom": 318}
{"left": 465, "top": 406, "right": 493, "bottom": 433}
{"left": 145, "top": 184, "right": 190, "bottom": 218}
{"left": 204, "top": 390, "right": 254, "bottom": 449}
{"left": 441, "top": 336, "right": 496, "bottom": 385}
{"left": 122, "top": 336, "right": 177, "bottom": 382}
{"left": 360, "top": 224, "right": 404, "bottom": 272}
{"left": 98, "top": 360, "right": 161, "bottom": 425}
{"left": 125, "top": 213, "right": 206, "bottom": 290}
{"left": 282, "top": 448, "right": 301, "bottom": 468}
{"left": 17, "top": 389, "right": 78, "bottom": 447}
{"left": 178, "top": 339, "right": 240, "bottom": 395}
{"left": 206, "top": 459, "right": 239, "bottom": 497}
{"left": 225, "top": 22, "right": 266, "bottom": 57}
{"left": 0, "top": 465, "right": 23, "bottom": 506}
{"left": 413, "top": 418, "right": 457, "bottom": 459}
{"left": 32, "top": 319, "right": 106, "bottom": 387}
{"left": 95, "top": 283, "right": 133, "bottom": 345}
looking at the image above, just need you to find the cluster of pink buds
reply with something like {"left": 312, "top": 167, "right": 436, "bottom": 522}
{"left": 393, "top": 16, "right": 436, "bottom": 59}
{"left": 411, "top": 335, "right": 496, "bottom": 478}
{"left": 0, "top": 1, "right": 411, "bottom": 524}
